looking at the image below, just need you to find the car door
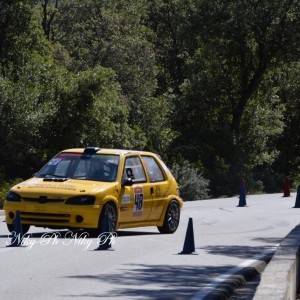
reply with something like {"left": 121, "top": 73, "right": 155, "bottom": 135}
{"left": 118, "top": 155, "right": 152, "bottom": 223}
{"left": 141, "top": 155, "right": 170, "bottom": 221}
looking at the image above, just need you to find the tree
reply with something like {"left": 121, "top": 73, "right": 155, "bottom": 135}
{"left": 186, "top": 0, "right": 300, "bottom": 134}
{"left": 0, "top": 0, "right": 47, "bottom": 72}
{"left": 143, "top": 0, "right": 198, "bottom": 96}
{"left": 50, "top": 0, "right": 174, "bottom": 153}
{"left": 40, "top": 0, "right": 58, "bottom": 41}
{"left": 0, "top": 2, "right": 148, "bottom": 179}
{"left": 160, "top": 0, "right": 300, "bottom": 196}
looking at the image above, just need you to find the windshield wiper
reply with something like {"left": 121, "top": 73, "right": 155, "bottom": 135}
{"left": 43, "top": 174, "right": 70, "bottom": 182}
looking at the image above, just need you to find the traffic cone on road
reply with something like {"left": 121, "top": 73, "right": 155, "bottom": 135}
{"left": 241, "top": 178, "right": 246, "bottom": 195}
{"left": 238, "top": 183, "right": 247, "bottom": 207}
{"left": 95, "top": 213, "right": 115, "bottom": 251}
{"left": 283, "top": 177, "right": 290, "bottom": 197}
{"left": 293, "top": 185, "right": 300, "bottom": 208}
{"left": 179, "top": 218, "right": 197, "bottom": 254}
{"left": 6, "top": 210, "right": 23, "bottom": 247}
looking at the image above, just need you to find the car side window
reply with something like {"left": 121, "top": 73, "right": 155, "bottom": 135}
{"left": 141, "top": 156, "right": 165, "bottom": 182}
{"left": 123, "top": 156, "right": 146, "bottom": 183}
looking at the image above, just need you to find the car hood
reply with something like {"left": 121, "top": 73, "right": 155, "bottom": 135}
{"left": 12, "top": 178, "right": 116, "bottom": 197}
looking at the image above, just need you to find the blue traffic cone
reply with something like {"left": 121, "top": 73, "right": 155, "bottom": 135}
{"left": 293, "top": 185, "right": 300, "bottom": 208}
{"left": 238, "top": 183, "right": 247, "bottom": 207}
{"left": 95, "top": 213, "right": 115, "bottom": 251}
{"left": 7, "top": 211, "right": 23, "bottom": 247}
{"left": 179, "top": 218, "right": 197, "bottom": 254}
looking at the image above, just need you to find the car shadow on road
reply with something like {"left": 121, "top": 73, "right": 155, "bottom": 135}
{"left": 59, "top": 263, "right": 235, "bottom": 299}
{"left": 0, "top": 228, "right": 160, "bottom": 239}
{"left": 197, "top": 237, "right": 281, "bottom": 260}
{"left": 56, "top": 237, "right": 280, "bottom": 299}
{"left": 116, "top": 230, "right": 160, "bottom": 237}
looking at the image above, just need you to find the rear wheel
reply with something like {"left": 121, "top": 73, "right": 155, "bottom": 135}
{"left": 157, "top": 200, "right": 180, "bottom": 234}
{"left": 7, "top": 223, "right": 30, "bottom": 234}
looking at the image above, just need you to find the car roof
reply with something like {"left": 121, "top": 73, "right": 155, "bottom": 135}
{"left": 62, "top": 148, "right": 158, "bottom": 157}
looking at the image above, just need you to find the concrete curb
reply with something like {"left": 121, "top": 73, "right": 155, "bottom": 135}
{"left": 253, "top": 224, "right": 300, "bottom": 300}
{"left": 204, "top": 224, "right": 300, "bottom": 300}
{"left": 198, "top": 252, "right": 274, "bottom": 300}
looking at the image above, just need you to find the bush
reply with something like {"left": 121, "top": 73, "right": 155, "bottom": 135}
{"left": 170, "top": 160, "right": 210, "bottom": 201}
{"left": 243, "top": 178, "right": 264, "bottom": 195}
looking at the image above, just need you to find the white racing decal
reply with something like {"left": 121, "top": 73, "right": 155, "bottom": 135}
{"left": 122, "top": 194, "right": 130, "bottom": 204}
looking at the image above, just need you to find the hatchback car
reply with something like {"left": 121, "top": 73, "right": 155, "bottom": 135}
{"left": 4, "top": 147, "right": 183, "bottom": 234}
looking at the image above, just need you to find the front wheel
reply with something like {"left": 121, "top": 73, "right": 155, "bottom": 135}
{"left": 157, "top": 200, "right": 180, "bottom": 234}
{"left": 97, "top": 202, "right": 117, "bottom": 234}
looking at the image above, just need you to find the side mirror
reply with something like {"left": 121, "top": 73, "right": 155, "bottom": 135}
{"left": 121, "top": 177, "right": 133, "bottom": 187}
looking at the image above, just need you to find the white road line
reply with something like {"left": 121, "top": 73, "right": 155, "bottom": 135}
{"left": 189, "top": 245, "right": 278, "bottom": 300}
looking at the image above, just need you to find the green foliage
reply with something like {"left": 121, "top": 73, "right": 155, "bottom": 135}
{"left": 170, "top": 159, "right": 209, "bottom": 201}
{"left": 0, "top": 1, "right": 50, "bottom": 72}
{"left": 50, "top": 0, "right": 170, "bottom": 155}
{"left": 244, "top": 179, "right": 264, "bottom": 196}
{"left": 0, "top": 173, "right": 23, "bottom": 210}
{"left": 0, "top": 0, "right": 300, "bottom": 200}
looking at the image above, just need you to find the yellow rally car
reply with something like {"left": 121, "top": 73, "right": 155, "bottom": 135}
{"left": 4, "top": 147, "right": 183, "bottom": 234}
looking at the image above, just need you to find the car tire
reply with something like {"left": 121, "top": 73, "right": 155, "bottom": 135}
{"left": 157, "top": 200, "right": 180, "bottom": 234}
{"left": 97, "top": 202, "right": 117, "bottom": 234}
{"left": 7, "top": 223, "right": 30, "bottom": 234}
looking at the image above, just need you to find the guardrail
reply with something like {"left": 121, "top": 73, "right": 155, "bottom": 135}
{"left": 253, "top": 224, "right": 300, "bottom": 300}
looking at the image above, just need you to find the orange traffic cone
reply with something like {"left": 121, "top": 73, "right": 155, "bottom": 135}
{"left": 283, "top": 177, "right": 290, "bottom": 197}
{"left": 241, "top": 178, "right": 246, "bottom": 195}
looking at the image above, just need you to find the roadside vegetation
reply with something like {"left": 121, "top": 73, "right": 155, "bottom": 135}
{"left": 1, "top": 0, "right": 300, "bottom": 204}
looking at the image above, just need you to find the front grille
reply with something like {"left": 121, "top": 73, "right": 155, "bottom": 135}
{"left": 21, "top": 212, "right": 69, "bottom": 218}
{"left": 20, "top": 212, "right": 70, "bottom": 224}
{"left": 23, "top": 198, "right": 65, "bottom": 203}
{"left": 21, "top": 218, "right": 69, "bottom": 223}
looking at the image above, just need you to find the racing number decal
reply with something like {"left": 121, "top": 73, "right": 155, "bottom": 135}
{"left": 133, "top": 186, "right": 144, "bottom": 217}
{"left": 135, "top": 194, "right": 143, "bottom": 210}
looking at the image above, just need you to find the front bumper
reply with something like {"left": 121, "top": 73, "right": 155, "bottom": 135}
{"left": 4, "top": 202, "right": 101, "bottom": 229}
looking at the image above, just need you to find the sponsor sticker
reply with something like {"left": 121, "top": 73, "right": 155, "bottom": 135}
{"left": 48, "top": 158, "right": 61, "bottom": 165}
{"left": 133, "top": 186, "right": 144, "bottom": 217}
{"left": 122, "top": 194, "right": 130, "bottom": 204}
{"left": 27, "top": 184, "right": 76, "bottom": 191}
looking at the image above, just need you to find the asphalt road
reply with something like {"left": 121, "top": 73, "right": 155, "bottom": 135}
{"left": 0, "top": 193, "right": 299, "bottom": 299}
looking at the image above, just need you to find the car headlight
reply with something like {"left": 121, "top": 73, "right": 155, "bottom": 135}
{"left": 65, "top": 196, "right": 95, "bottom": 205}
{"left": 6, "top": 191, "right": 21, "bottom": 202}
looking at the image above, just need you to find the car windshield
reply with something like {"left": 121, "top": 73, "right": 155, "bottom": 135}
{"left": 36, "top": 153, "right": 120, "bottom": 182}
